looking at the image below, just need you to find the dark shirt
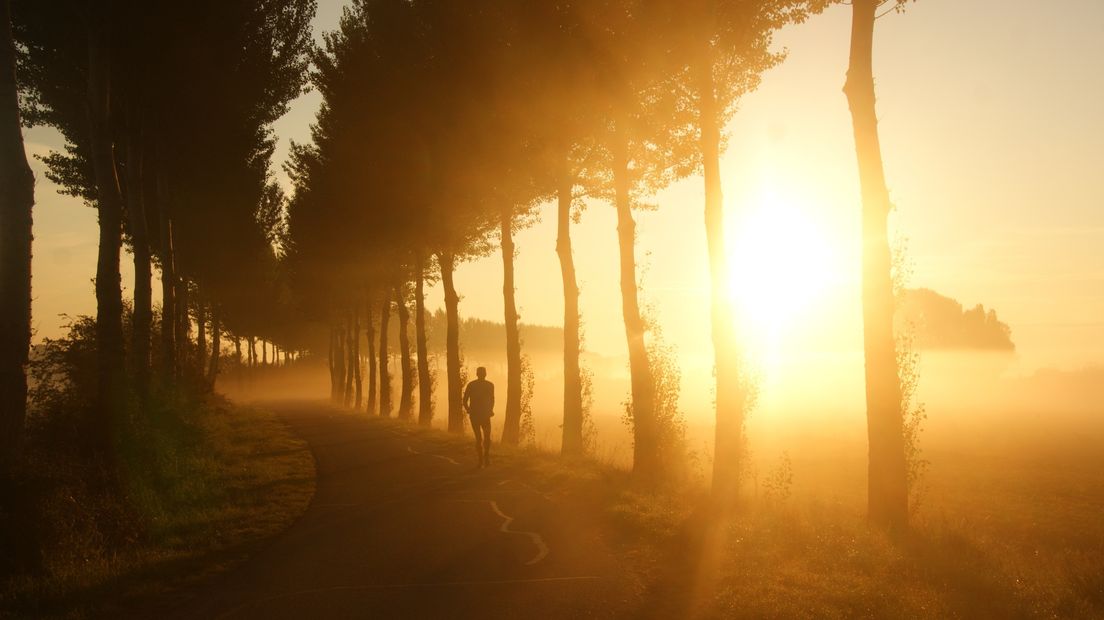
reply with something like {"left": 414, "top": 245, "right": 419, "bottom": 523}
{"left": 463, "top": 378, "right": 495, "bottom": 419}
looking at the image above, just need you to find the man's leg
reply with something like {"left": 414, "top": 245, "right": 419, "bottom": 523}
{"left": 471, "top": 418, "right": 485, "bottom": 467}
{"left": 480, "top": 419, "right": 492, "bottom": 465}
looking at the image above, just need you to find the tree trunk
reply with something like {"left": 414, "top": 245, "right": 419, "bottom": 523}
{"left": 499, "top": 210, "right": 523, "bottom": 445}
{"left": 611, "top": 122, "right": 660, "bottom": 481}
{"left": 0, "top": 0, "right": 34, "bottom": 466}
{"left": 262, "top": 339, "right": 268, "bottom": 365}
{"left": 378, "top": 295, "right": 391, "bottom": 417}
{"left": 415, "top": 254, "right": 433, "bottom": 426}
{"left": 88, "top": 19, "right": 126, "bottom": 445}
{"left": 158, "top": 193, "right": 177, "bottom": 382}
{"left": 844, "top": 0, "right": 908, "bottom": 531}
{"left": 353, "top": 304, "right": 362, "bottom": 409}
{"left": 695, "top": 48, "right": 746, "bottom": 506}
{"left": 249, "top": 335, "right": 256, "bottom": 369}
{"left": 175, "top": 279, "right": 189, "bottom": 373}
{"left": 438, "top": 252, "right": 463, "bottom": 433}
{"left": 124, "top": 130, "right": 152, "bottom": 402}
{"left": 196, "top": 298, "right": 207, "bottom": 374}
{"left": 207, "top": 305, "right": 220, "bottom": 389}
{"left": 395, "top": 281, "right": 414, "bottom": 420}
{"left": 234, "top": 337, "right": 242, "bottom": 367}
{"left": 328, "top": 327, "right": 338, "bottom": 402}
{"left": 556, "top": 160, "right": 584, "bottom": 455}
{"left": 366, "top": 295, "right": 377, "bottom": 414}
{"left": 343, "top": 312, "right": 354, "bottom": 407}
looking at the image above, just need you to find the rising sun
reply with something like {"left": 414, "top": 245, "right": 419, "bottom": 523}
{"left": 725, "top": 185, "right": 841, "bottom": 365}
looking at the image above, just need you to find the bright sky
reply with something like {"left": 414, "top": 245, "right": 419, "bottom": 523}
{"left": 28, "top": 0, "right": 1104, "bottom": 383}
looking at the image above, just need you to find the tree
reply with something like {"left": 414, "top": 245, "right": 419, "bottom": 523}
{"left": 663, "top": 0, "right": 822, "bottom": 503}
{"left": 843, "top": 0, "right": 911, "bottom": 530}
{"left": 414, "top": 253, "right": 433, "bottom": 425}
{"left": 0, "top": 0, "right": 34, "bottom": 467}
{"left": 16, "top": 0, "right": 315, "bottom": 414}
{"left": 395, "top": 279, "right": 414, "bottom": 419}
{"left": 378, "top": 294, "right": 391, "bottom": 417}
{"left": 580, "top": 0, "right": 700, "bottom": 480}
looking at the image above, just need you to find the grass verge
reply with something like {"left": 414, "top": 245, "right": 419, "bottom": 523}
{"left": 0, "top": 395, "right": 316, "bottom": 619}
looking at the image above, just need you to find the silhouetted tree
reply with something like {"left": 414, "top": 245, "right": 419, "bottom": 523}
{"left": 0, "top": 0, "right": 33, "bottom": 468}
{"left": 395, "top": 280, "right": 414, "bottom": 419}
{"left": 663, "top": 0, "right": 825, "bottom": 503}
{"left": 579, "top": 0, "right": 700, "bottom": 480}
{"left": 843, "top": 0, "right": 912, "bottom": 530}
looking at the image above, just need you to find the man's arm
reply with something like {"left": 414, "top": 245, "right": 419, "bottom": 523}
{"left": 462, "top": 383, "right": 471, "bottom": 413}
{"left": 489, "top": 383, "right": 495, "bottom": 411}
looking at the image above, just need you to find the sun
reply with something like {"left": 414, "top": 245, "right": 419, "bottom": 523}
{"left": 725, "top": 184, "right": 841, "bottom": 365}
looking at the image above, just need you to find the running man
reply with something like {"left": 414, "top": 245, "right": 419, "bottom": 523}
{"left": 462, "top": 366, "right": 495, "bottom": 468}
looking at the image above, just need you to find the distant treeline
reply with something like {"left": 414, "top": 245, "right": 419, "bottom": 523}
{"left": 425, "top": 311, "right": 562, "bottom": 354}
{"left": 897, "top": 288, "right": 1015, "bottom": 352}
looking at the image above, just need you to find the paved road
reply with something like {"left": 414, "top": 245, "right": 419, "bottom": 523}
{"left": 166, "top": 401, "right": 630, "bottom": 619}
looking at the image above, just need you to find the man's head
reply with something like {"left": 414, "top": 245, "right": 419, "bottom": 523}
{"left": 476, "top": 366, "right": 487, "bottom": 380}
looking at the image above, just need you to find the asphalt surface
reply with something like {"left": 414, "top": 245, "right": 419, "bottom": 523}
{"left": 165, "top": 401, "right": 628, "bottom": 619}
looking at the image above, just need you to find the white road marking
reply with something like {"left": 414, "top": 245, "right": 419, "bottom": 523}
{"left": 453, "top": 499, "right": 549, "bottom": 565}
{"left": 406, "top": 445, "right": 460, "bottom": 465}
{"left": 490, "top": 500, "right": 550, "bottom": 565}
{"left": 497, "top": 478, "right": 553, "bottom": 501}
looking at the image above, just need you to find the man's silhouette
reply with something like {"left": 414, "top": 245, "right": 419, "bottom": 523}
{"left": 463, "top": 367, "right": 494, "bottom": 468}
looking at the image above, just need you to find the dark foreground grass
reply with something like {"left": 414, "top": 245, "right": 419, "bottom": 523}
{"left": 0, "top": 396, "right": 315, "bottom": 619}
{"left": 370, "top": 413, "right": 1104, "bottom": 619}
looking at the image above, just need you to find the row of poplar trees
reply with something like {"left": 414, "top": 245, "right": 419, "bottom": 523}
{"left": 1, "top": 0, "right": 914, "bottom": 531}
{"left": 0, "top": 1, "right": 317, "bottom": 464}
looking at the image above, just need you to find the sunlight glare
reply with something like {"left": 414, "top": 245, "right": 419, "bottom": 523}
{"left": 726, "top": 183, "right": 841, "bottom": 370}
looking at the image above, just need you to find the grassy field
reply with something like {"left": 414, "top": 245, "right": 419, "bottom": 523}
{"left": 0, "top": 397, "right": 316, "bottom": 619}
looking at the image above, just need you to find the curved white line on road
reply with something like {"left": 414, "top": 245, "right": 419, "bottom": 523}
{"left": 497, "top": 478, "right": 553, "bottom": 501}
{"left": 406, "top": 445, "right": 460, "bottom": 465}
{"left": 487, "top": 500, "right": 549, "bottom": 566}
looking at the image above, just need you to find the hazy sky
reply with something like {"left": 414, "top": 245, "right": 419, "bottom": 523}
{"left": 27, "top": 0, "right": 1104, "bottom": 380}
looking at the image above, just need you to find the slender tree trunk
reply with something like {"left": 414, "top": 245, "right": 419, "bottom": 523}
{"left": 611, "top": 122, "right": 660, "bottom": 480}
{"left": 328, "top": 327, "right": 338, "bottom": 402}
{"left": 196, "top": 298, "right": 207, "bottom": 374}
{"left": 415, "top": 254, "right": 433, "bottom": 426}
{"left": 556, "top": 160, "right": 584, "bottom": 455}
{"left": 438, "top": 252, "right": 463, "bottom": 433}
{"left": 366, "top": 295, "right": 377, "bottom": 414}
{"left": 695, "top": 48, "right": 746, "bottom": 506}
{"left": 88, "top": 20, "right": 126, "bottom": 445}
{"left": 343, "top": 312, "right": 354, "bottom": 407}
{"left": 378, "top": 295, "right": 392, "bottom": 417}
{"left": 207, "top": 305, "right": 220, "bottom": 389}
{"left": 395, "top": 281, "right": 414, "bottom": 420}
{"left": 159, "top": 194, "right": 177, "bottom": 382}
{"left": 262, "top": 339, "right": 268, "bottom": 365}
{"left": 175, "top": 279, "right": 189, "bottom": 373}
{"left": 124, "top": 130, "right": 152, "bottom": 401}
{"left": 234, "top": 337, "right": 241, "bottom": 366}
{"left": 0, "top": 0, "right": 34, "bottom": 466}
{"left": 499, "top": 210, "right": 523, "bottom": 445}
{"left": 844, "top": 0, "right": 908, "bottom": 531}
{"left": 249, "top": 335, "right": 256, "bottom": 369}
{"left": 353, "top": 304, "right": 362, "bottom": 409}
